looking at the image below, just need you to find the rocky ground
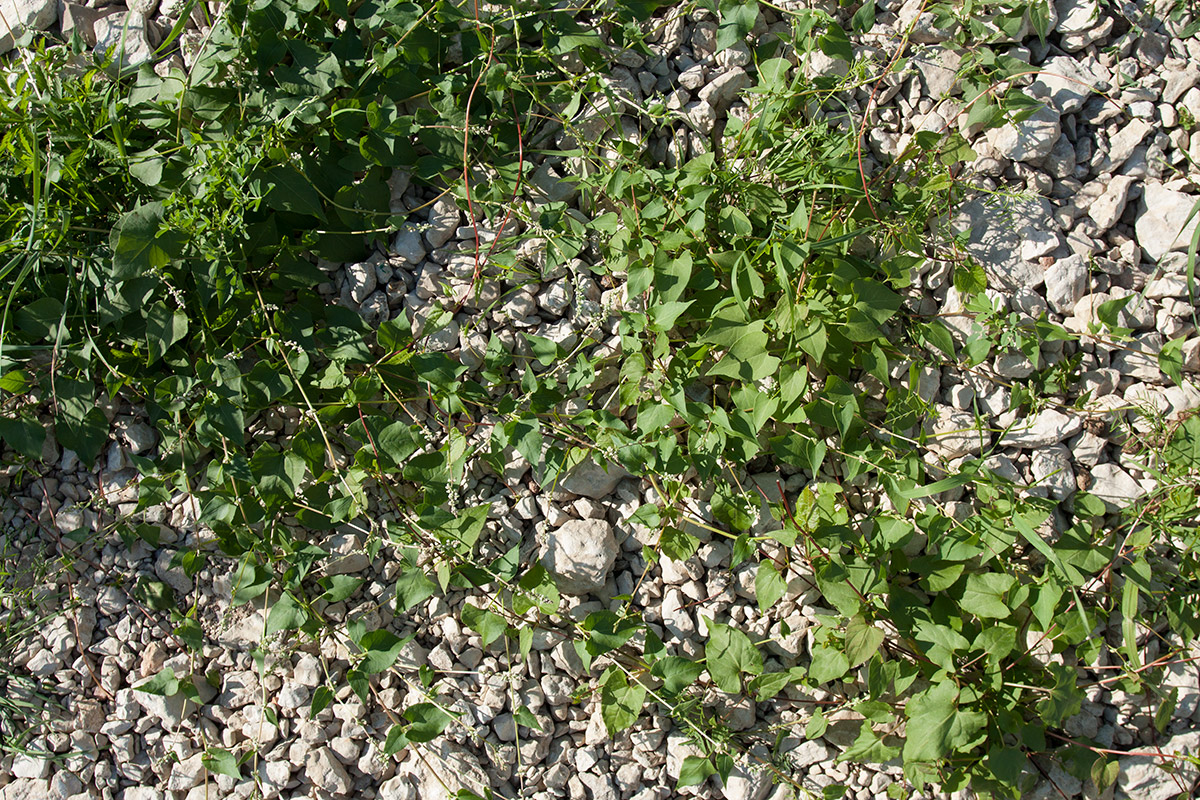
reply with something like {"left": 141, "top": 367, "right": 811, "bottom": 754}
{"left": 3, "top": 0, "right": 1200, "bottom": 799}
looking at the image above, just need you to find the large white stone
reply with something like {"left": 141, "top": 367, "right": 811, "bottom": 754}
{"left": 555, "top": 458, "right": 630, "bottom": 499}
{"left": 542, "top": 518, "right": 617, "bottom": 595}
{"left": 924, "top": 405, "right": 988, "bottom": 458}
{"left": 948, "top": 195, "right": 1055, "bottom": 291}
{"left": 1089, "top": 463, "right": 1145, "bottom": 512}
{"left": 1116, "top": 730, "right": 1200, "bottom": 800}
{"left": 0, "top": 0, "right": 56, "bottom": 53}
{"left": 1029, "top": 55, "right": 1109, "bottom": 114}
{"left": 999, "top": 409, "right": 1082, "bottom": 449}
{"left": 984, "top": 105, "right": 1061, "bottom": 164}
{"left": 392, "top": 740, "right": 490, "bottom": 800}
{"left": 1136, "top": 182, "right": 1200, "bottom": 263}
{"left": 93, "top": 12, "right": 155, "bottom": 72}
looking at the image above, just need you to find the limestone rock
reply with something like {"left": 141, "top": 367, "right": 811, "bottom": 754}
{"left": 999, "top": 409, "right": 1082, "bottom": 449}
{"left": 555, "top": 458, "right": 630, "bottom": 499}
{"left": 1136, "top": 182, "right": 1200, "bottom": 263}
{"left": 0, "top": 0, "right": 57, "bottom": 53}
{"left": 949, "top": 195, "right": 1055, "bottom": 291}
{"left": 1089, "top": 463, "right": 1146, "bottom": 512}
{"left": 542, "top": 518, "right": 617, "bottom": 595}
{"left": 1116, "top": 730, "right": 1200, "bottom": 800}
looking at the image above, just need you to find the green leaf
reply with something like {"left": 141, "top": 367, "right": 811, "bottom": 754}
{"left": 806, "top": 708, "right": 828, "bottom": 739}
{"left": 311, "top": 686, "right": 334, "bottom": 717}
{"left": 702, "top": 308, "right": 780, "bottom": 382}
{"left": 975, "top": 625, "right": 1017, "bottom": 661}
{"left": 750, "top": 669, "right": 794, "bottom": 700}
{"left": 1164, "top": 416, "right": 1200, "bottom": 470}
{"left": 716, "top": 0, "right": 758, "bottom": 52}
{"left": 818, "top": 22, "right": 853, "bottom": 63}
{"left": 582, "top": 610, "right": 640, "bottom": 655}
{"left": 1028, "top": 0, "right": 1052, "bottom": 43}
{"left": 1039, "top": 663, "right": 1083, "bottom": 726}
{"left": 145, "top": 302, "right": 188, "bottom": 364}
{"left": 513, "top": 562, "right": 559, "bottom": 616}
{"left": 958, "top": 572, "right": 1016, "bottom": 619}
{"left": 987, "top": 746, "right": 1027, "bottom": 787}
{"left": 912, "top": 684, "right": 985, "bottom": 762}
{"left": 383, "top": 724, "right": 409, "bottom": 755}
{"left": 850, "top": 0, "right": 875, "bottom": 33}
{"left": 134, "top": 667, "right": 179, "bottom": 696}
{"left": 661, "top": 526, "right": 699, "bottom": 562}
{"left": 1090, "top": 758, "right": 1119, "bottom": 792}
{"left": 263, "top": 164, "right": 327, "bottom": 220}
{"left": 461, "top": 603, "right": 507, "bottom": 647}
{"left": 358, "top": 629, "right": 411, "bottom": 674}
{"left": 755, "top": 561, "right": 786, "bottom": 612}
{"left": 838, "top": 723, "right": 900, "bottom": 762}
{"left": 134, "top": 577, "right": 175, "bottom": 612}
{"left": 677, "top": 755, "right": 716, "bottom": 788}
{"left": 508, "top": 415, "right": 543, "bottom": 466}
{"left": 844, "top": 616, "right": 884, "bottom": 668}
{"left": 0, "top": 369, "right": 29, "bottom": 394}
{"left": 600, "top": 668, "right": 647, "bottom": 735}
{"left": 14, "top": 297, "right": 63, "bottom": 342}
{"left": 953, "top": 260, "right": 987, "bottom": 295}
{"left": 403, "top": 703, "right": 451, "bottom": 742}
{"left": 808, "top": 643, "right": 850, "bottom": 684}
{"left": 704, "top": 619, "right": 763, "bottom": 693}
{"left": 174, "top": 618, "right": 204, "bottom": 651}
{"left": 395, "top": 567, "right": 439, "bottom": 612}
{"left": 111, "top": 202, "right": 178, "bottom": 281}
{"left": 903, "top": 681, "right": 959, "bottom": 763}
{"left": 513, "top": 706, "right": 543, "bottom": 732}
{"left": 0, "top": 414, "right": 45, "bottom": 461}
{"left": 1159, "top": 336, "right": 1186, "bottom": 386}
{"left": 264, "top": 593, "right": 308, "bottom": 637}
{"left": 201, "top": 747, "right": 241, "bottom": 779}
{"left": 651, "top": 655, "right": 705, "bottom": 695}
{"left": 54, "top": 377, "right": 109, "bottom": 466}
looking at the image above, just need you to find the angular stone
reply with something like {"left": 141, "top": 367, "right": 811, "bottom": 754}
{"left": 323, "top": 530, "right": 371, "bottom": 575}
{"left": 924, "top": 405, "right": 988, "bottom": 458}
{"left": 425, "top": 196, "right": 460, "bottom": 250}
{"left": 1163, "top": 66, "right": 1200, "bottom": 105}
{"left": 391, "top": 225, "right": 426, "bottom": 265}
{"left": 60, "top": 2, "right": 124, "bottom": 46}
{"left": 698, "top": 67, "right": 750, "bottom": 111}
{"left": 1029, "top": 55, "right": 1109, "bottom": 114}
{"left": 913, "top": 46, "right": 963, "bottom": 98}
{"left": 542, "top": 518, "right": 617, "bottom": 596}
{"left": 984, "top": 104, "right": 1061, "bottom": 163}
{"left": 1136, "top": 182, "right": 1200, "bottom": 263}
{"left": 999, "top": 409, "right": 1082, "bottom": 449}
{"left": 305, "top": 747, "right": 353, "bottom": 796}
{"left": 1030, "top": 445, "right": 1075, "bottom": 502}
{"left": 1116, "top": 730, "right": 1200, "bottom": 800}
{"left": 1054, "top": 0, "right": 1099, "bottom": 35}
{"left": 1044, "top": 254, "right": 1087, "bottom": 314}
{"left": 94, "top": 12, "right": 155, "bottom": 72}
{"left": 555, "top": 458, "right": 630, "bottom": 499}
{"left": 0, "top": 0, "right": 57, "bottom": 53}
{"left": 1089, "top": 463, "right": 1146, "bottom": 512}
{"left": 392, "top": 739, "right": 489, "bottom": 800}
{"left": 1088, "top": 174, "right": 1137, "bottom": 231}
{"left": 1100, "top": 119, "right": 1153, "bottom": 173}
{"left": 344, "top": 261, "right": 377, "bottom": 305}
{"left": 167, "top": 754, "right": 206, "bottom": 792}
{"left": 949, "top": 195, "right": 1054, "bottom": 290}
